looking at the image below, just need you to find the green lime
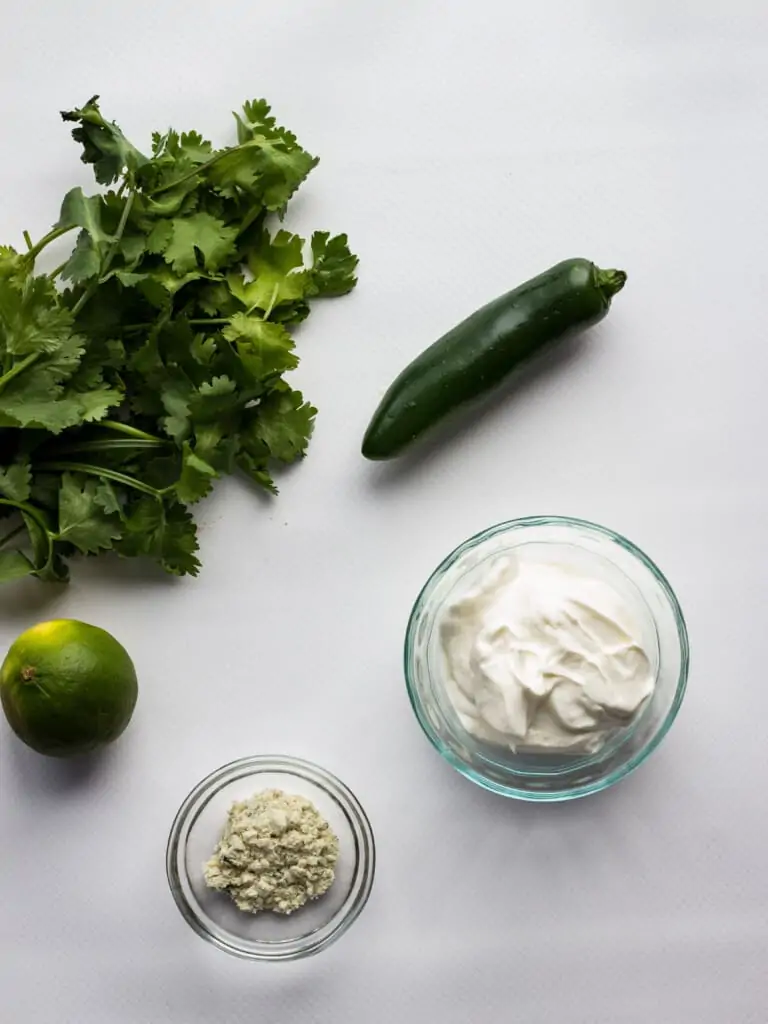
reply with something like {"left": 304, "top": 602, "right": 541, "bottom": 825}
{"left": 0, "top": 619, "right": 138, "bottom": 757}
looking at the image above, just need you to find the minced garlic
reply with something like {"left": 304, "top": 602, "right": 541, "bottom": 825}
{"left": 203, "top": 789, "right": 340, "bottom": 915}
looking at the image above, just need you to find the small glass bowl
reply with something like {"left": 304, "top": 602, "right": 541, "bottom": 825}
{"left": 166, "top": 756, "right": 376, "bottom": 960}
{"left": 405, "top": 516, "right": 689, "bottom": 802}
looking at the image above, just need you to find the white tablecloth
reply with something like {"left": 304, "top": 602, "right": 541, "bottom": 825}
{"left": 2, "top": 3, "right": 767, "bottom": 1022}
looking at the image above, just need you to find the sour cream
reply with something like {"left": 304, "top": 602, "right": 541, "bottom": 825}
{"left": 439, "top": 556, "right": 655, "bottom": 753}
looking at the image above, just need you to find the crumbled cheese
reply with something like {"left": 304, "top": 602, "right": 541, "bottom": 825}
{"left": 203, "top": 789, "right": 340, "bottom": 915}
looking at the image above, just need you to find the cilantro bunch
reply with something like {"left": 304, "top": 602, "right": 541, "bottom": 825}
{"left": 0, "top": 97, "right": 357, "bottom": 583}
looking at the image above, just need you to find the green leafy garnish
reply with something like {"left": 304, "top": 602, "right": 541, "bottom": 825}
{"left": 0, "top": 95, "right": 357, "bottom": 582}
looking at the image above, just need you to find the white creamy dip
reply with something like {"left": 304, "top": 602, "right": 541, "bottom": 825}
{"left": 439, "top": 556, "right": 655, "bottom": 753}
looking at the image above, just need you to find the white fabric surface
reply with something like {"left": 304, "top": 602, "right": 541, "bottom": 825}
{"left": 1, "top": 2, "right": 767, "bottom": 1022}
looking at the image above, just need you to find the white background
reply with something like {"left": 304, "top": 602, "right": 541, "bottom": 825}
{"left": 1, "top": 2, "right": 767, "bottom": 1022}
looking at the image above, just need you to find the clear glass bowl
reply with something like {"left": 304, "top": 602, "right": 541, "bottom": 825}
{"left": 405, "top": 517, "right": 689, "bottom": 802}
{"left": 166, "top": 756, "right": 376, "bottom": 960}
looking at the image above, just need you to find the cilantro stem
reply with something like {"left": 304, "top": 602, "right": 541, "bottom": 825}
{"left": 0, "top": 499, "right": 52, "bottom": 542}
{"left": 148, "top": 141, "right": 259, "bottom": 196}
{"left": 102, "top": 191, "right": 134, "bottom": 274}
{"left": 49, "top": 261, "right": 68, "bottom": 280}
{"left": 35, "top": 461, "right": 164, "bottom": 499}
{"left": 99, "top": 419, "right": 164, "bottom": 443}
{"left": 0, "top": 522, "right": 25, "bottom": 550}
{"left": 0, "top": 500, "right": 59, "bottom": 579}
{"left": 23, "top": 230, "right": 33, "bottom": 251}
{"left": 48, "top": 438, "right": 167, "bottom": 455}
{"left": 236, "top": 206, "right": 266, "bottom": 239}
{"left": 71, "top": 192, "right": 136, "bottom": 318}
{"left": 70, "top": 289, "right": 92, "bottom": 319}
{"left": 120, "top": 318, "right": 229, "bottom": 332}
{"left": 260, "top": 284, "right": 279, "bottom": 320}
{"left": 25, "top": 224, "right": 76, "bottom": 263}
{"left": 0, "top": 352, "right": 42, "bottom": 396}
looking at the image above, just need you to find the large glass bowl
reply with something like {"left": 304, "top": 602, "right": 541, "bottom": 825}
{"left": 405, "top": 517, "right": 689, "bottom": 802}
{"left": 166, "top": 756, "right": 376, "bottom": 960}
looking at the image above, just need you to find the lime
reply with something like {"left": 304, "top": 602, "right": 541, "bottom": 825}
{"left": 0, "top": 619, "right": 138, "bottom": 757}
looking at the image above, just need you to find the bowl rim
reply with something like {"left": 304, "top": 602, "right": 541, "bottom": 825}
{"left": 166, "top": 754, "right": 376, "bottom": 960}
{"left": 404, "top": 515, "right": 690, "bottom": 802}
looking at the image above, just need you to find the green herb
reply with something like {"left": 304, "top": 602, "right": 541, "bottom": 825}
{"left": 0, "top": 96, "right": 357, "bottom": 583}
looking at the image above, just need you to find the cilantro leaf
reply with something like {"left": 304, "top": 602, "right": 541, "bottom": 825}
{"left": 61, "top": 231, "right": 101, "bottom": 284}
{"left": 160, "top": 502, "right": 200, "bottom": 576}
{"left": 0, "top": 335, "right": 120, "bottom": 432}
{"left": 146, "top": 220, "right": 173, "bottom": 254}
{"left": 173, "top": 442, "right": 218, "bottom": 504}
{"left": 0, "top": 271, "right": 121, "bottom": 432}
{"left": 0, "top": 394, "right": 103, "bottom": 433}
{"left": 0, "top": 459, "right": 32, "bottom": 502}
{"left": 228, "top": 228, "right": 357, "bottom": 318}
{"left": 75, "top": 387, "right": 124, "bottom": 423}
{"left": 172, "top": 130, "right": 214, "bottom": 164}
{"left": 114, "top": 496, "right": 200, "bottom": 576}
{"left": 237, "top": 450, "right": 278, "bottom": 495}
{"left": 57, "top": 188, "right": 116, "bottom": 284}
{"left": 235, "top": 99, "right": 299, "bottom": 147}
{"left": 0, "top": 246, "right": 25, "bottom": 281}
{"left": 241, "top": 229, "right": 307, "bottom": 312}
{"left": 191, "top": 376, "right": 238, "bottom": 420}
{"left": 308, "top": 232, "right": 359, "bottom": 297}
{"left": 160, "top": 380, "right": 193, "bottom": 443}
{"left": 152, "top": 129, "right": 213, "bottom": 171}
{"left": 57, "top": 473, "right": 122, "bottom": 553}
{"left": 0, "top": 271, "right": 78, "bottom": 356}
{"left": 0, "top": 549, "right": 34, "bottom": 583}
{"left": 147, "top": 267, "right": 205, "bottom": 297}
{"left": 157, "top": 212, "right": 239, "bottom": 274}
{"left": 57, "top": 187, "right": 114, "bottom": 246}
{"left": 92, "top": 479, "right": 122, "bottom": 515}
{"left": 113, "top": 496, "right": 163, "bottom": 559}
{"left": 222, "top": 314, "right": 298, "bottom": 378}
{"left": 246, "top": 386, "right": 316, "bottom": 464}
{"left": 138, "top": 129, "right": 214, "bottom": 204}
{"left": 228, "top": 98, "right": 318, "bottom": 210}
{"left": 61, "top": 96, "right": 147, "bottom": 185}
